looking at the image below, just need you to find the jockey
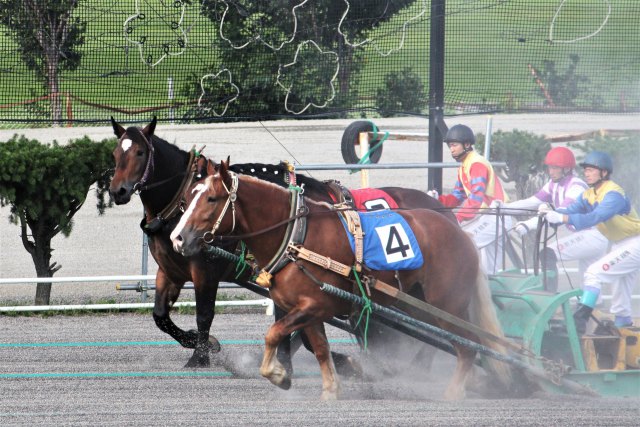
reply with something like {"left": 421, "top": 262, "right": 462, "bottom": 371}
{"left": 430, "top": 124, "right": 510, "bottom": 274}
{"left": 544, "top": 151, "right": 640, "bottom": 333}
{"left": 504, "top": 146, "right": 609, "bottom": 289}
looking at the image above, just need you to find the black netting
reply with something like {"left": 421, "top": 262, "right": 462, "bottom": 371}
{"left": 0, "top": 0, "right": 637, "bottom": 126}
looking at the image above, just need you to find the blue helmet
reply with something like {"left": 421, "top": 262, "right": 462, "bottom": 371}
{"left": 579, "top": 151, "right": 613, "bottom": 174}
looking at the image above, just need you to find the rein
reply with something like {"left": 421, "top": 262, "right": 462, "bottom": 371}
{"left": 137, "top": 171, "right": 187, "bottom": 192}
{"left": 204, "top": 204, "right": 358, "bottom": 243}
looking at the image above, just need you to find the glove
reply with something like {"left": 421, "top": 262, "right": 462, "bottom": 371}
{"left": 545, "top": 211, "right": 565, "bottom": 225}
{"left": 513, "top": 222, "right": 530, "bottom": 237}
{"left": 538, "top": 203, "right": 553, "bottom": 215}
{"left": 489, "top": 199, "right": 503, "bottom": 209}
{"left": 426, "top": 189, "right": 439, "bottom": 199}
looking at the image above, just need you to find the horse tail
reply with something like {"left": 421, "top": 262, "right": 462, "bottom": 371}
{"left": 468, "top": 270, "right": 512, "bottom": 387}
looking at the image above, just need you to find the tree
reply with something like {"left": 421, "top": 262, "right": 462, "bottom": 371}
{"left": 191, "top": 0, "right": 417, "bottom": 118}
{"left": 476, "top": 130, "right": 551, "bottom": 200}
{"left": 0, "top": 136, "right": 115, "bottom": 305}
{"left": 534, "top": 55, "right": 589, "bottom": 108}
{"left": 0, "top": 0, "right": 86, "bottom": 124}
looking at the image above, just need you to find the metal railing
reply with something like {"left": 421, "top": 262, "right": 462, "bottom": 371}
{"left": 0, "top": 275, "right": 272, "bottom": 314}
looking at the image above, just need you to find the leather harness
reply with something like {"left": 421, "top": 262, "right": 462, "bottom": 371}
{"left": 141, "top": 147, "right": 200, "bottom": 235}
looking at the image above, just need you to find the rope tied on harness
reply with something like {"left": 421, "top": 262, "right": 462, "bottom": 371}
{"left": 352, "top": 266, "right": 372, "bottom": 351}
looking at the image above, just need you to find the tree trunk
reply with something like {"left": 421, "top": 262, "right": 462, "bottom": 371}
{"left": 20, "top": 215, "right": 55, "bottom": 305}
{"left": 32, "top": 235, "right": 54, "bottom": 305}
{"left": 47, "top": 54, "right": 62, "bottom": 126}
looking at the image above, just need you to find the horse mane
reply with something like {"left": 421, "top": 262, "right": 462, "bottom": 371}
{"left": 229, "top": 162, "right": 328, "bottom": 195}
{"left": 125, "top": 126, "right": 184, "bottom": 156}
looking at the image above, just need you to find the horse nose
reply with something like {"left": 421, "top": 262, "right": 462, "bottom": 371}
{"left": 172, "top": 234, "right": 184, "bottom": 253}
{"left": 109, "top": 186, "right": 131, "bottom": 204}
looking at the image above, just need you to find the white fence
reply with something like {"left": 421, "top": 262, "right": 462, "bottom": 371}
{"left": 0, "top": 275, "right": 273, "bottom": 314}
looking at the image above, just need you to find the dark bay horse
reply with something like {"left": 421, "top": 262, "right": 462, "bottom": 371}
{"left": 171, "top": 160, "right": 511, "bottom": 400}
{"left": 108, "top": 117, "right": 456, "bottom": 370}
{"left": 109, "top": 117, "right": 229, "bottom": 368}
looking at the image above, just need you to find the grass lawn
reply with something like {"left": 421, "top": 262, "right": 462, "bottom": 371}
{"left": 0, "top": 0, "right": 637, "bottom": 123}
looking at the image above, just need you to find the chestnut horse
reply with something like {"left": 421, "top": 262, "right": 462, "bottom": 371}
{"left": 171, "top": 160, "right": 511, "bottom": 400}
{"left": 108, "top": 117, "right": 456, "bottom": 370}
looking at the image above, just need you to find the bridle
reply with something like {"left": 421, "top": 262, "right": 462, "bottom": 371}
{"left": 202, "top": 172, "right": 239, "bottom": 244}
{"left": 129, "top": 131, "right": 155, "bottom": 193}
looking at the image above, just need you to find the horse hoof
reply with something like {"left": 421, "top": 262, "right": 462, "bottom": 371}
{"left": 207, "top": 336, "right": 221, "bottom": 353}
{"left": 321, "top": 390, "right": 339, "bottom": 401}
{"left": 262, "top": 365, "right": 291, "bottom": 390}
{"left": 335, "top": 356, "right": 363, "bottom": 379}
{"left": 184, "top": 353, "right": 210, "bottom": 368}
{"left": 276, "top": 376, "right": 292, "bottom": 391}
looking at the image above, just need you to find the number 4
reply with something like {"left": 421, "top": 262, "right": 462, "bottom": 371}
{"left": 386, "top": 225, "right": 410, "bottom": 257}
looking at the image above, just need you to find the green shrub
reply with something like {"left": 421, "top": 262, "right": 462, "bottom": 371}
{"left": 375, "top": 68, "right": 426, "bottom": 117}
{"left": 476, "top": 130, "right": 551, "bottom": 199}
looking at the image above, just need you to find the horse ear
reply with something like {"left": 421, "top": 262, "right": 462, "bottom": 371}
{"left": 219, "top": 158, "right": 232, "bottom": 185}
{"left": 143, "top": 116, "right": 157, "bottom": 138}
{"left": 111, "top": 116, "right": 125, "bottom": 138}
{"left": 220, "top": 158, "right": 229, "bottom": 175}
{"left": 206, "top": 160, "right": 217, "bottom": 176}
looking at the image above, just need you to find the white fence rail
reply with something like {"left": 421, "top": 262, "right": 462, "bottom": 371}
{"left": 0, "top": 275, "right": 273, "bottom": 314}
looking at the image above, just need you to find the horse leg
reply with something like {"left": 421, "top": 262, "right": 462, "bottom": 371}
{"left": 276, "top": 306, "right": 362, "bottom": 379}
{"left": 274, "top": 305, "right": 294, "bottom": 376}
{"left": 152, "top": 270, "right": 192, "bottom": 345}
{"left": 443, "top": 343, "right": 476, "bottom": 401}
{"left": 302, "top": 322, "right": 340, "bottom": 401}
{"left": 185, "top": 273, "right": 222, "bottom": 368}
{"left": 260, "top": 306, "right": 318, "bottom": 391}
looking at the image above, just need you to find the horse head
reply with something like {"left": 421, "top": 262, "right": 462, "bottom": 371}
{"left": 171, "top": 158, "right": 236, "bottom": 257}
{"left": 109, "top": 116, "right": 157, "bottom": 204}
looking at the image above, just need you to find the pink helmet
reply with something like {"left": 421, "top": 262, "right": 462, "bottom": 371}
{"left": 544, "top": 147, "right": 576, "bottom": 168}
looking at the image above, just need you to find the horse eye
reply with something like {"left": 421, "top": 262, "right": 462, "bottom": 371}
{"left": 207, "top": 196, "right": 217, "bottom": 203}
{"left": 136, "top": 150, "right": 144, "bottom": 156}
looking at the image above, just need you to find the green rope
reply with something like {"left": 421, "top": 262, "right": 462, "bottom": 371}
{"left": 234, "top": 241, "right": 250, "bottom": 280}
{"left": 204, "top": 244, "right": 253, "bottom": 280}
{"left": 352, "top": 266, "right": 372, "bottom": 351}
{"left": 288, "top": 184, "right": 303, "bottom": 192}
{"left": 350, "top": 121, "right": 389, "bottom": 174}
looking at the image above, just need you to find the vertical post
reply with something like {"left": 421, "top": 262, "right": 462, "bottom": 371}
{"left": 484, "top": 116, "right": 493, "bottom": 160}
{"left": 428, "top": 0, "right": 446, "bottom": 193}
{"left": 168, "top": 77, "right": 174, "bottom": 124}
{"left": 359, "top": 132, "right": 370, "bottom": 188}
{"left": 140, "top": 222, "right": 149, "bottom": 303}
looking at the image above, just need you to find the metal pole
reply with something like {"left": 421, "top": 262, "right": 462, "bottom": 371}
{"left": 168, "top": 77, "right": 174, "bottom": 124}
{"left": 484, "top": 116, "right": 493, "bottom": 159}
{"left": 140, "top": 222, "right": 149, "bottom": 303}
{"left": 358, "top": 131, "right": 370, "bottom": 188}
{"left": 428, "top": 0, "right": 446, "bottom": 193}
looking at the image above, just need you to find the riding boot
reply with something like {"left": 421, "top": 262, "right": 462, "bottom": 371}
{"left": 572, "top": 288, "right": 599, "bottom": 335}
{"left": 573, "top": 304, "right": 593, "bottom": 335}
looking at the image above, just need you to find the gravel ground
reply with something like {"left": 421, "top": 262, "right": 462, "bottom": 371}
{"left": 0, "top": 313, "right": 638, "bottom": 426}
